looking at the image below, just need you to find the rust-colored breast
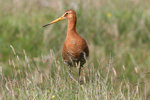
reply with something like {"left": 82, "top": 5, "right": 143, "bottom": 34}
{"left": 62, "top": 33, "right": 89, "bottom": 67}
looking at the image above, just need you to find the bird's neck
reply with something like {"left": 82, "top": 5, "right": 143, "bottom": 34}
{"left": 67, "top": 18, "right": 77, "bottom": 36}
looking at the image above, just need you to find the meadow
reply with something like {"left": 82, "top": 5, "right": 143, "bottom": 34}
{"left": 0, "top": 0, "right": 150, "bottom": 99}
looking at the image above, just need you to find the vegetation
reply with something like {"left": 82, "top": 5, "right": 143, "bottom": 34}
{"left": 0, "top": 0, "right": 150, "bottom": 99}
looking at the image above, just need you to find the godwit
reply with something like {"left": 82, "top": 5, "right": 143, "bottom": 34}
{"left": 43, "top": 10, "right": 89, "bottom": 80}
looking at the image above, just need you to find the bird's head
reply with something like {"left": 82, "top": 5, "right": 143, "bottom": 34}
{"left": 43, "top": 10, "right": 76, "bottom": 27}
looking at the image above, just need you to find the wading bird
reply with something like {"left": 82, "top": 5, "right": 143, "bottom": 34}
{"left": 43, "top": 10, "right": 89, "bottom": 80}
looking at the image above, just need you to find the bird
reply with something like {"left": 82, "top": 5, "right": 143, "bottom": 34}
{"left": 43, "top": 10, "right": 89, "bottom": 79}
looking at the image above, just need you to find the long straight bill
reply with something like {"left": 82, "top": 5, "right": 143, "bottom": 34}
{"left": 43, "top": 16, "right": 65, "bottom": 27}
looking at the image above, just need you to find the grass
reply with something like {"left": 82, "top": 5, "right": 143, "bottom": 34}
{"left": 0, "top": 0, "right": 150, "bottom": 99}
{"left": 0, "top": 49, "right": 144, "bottom": 99}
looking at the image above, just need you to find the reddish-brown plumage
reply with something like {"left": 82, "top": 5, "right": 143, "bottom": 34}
{"left": 43, "top": 10, "right": 89, "bottom": 76}
{"left": 62, "top": 10, "right": 89, "bottom": 67}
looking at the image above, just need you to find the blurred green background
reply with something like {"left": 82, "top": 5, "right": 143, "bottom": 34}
{"left": 0, "top": 0, "right": 150, "bottom": 98}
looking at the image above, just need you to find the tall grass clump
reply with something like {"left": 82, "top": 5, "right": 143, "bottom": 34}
{"left": 0, "top": 46, "right": 146, "bottom": 99}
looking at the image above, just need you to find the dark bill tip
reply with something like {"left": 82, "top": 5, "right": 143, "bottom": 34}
{"left": 42, "top": 23, "right": 50, "bottom": 27}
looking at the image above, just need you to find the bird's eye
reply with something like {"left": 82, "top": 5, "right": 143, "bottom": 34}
{"left": 66, "top": 12, "right": 69, "bottom": 15}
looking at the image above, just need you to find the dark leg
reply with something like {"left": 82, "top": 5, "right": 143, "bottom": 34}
{"left": 79, "top": 66, "right": 82, "bottom": 76}
{"left": 69, "top": 66, "right": 73, "bottom": 88}
{"left": 78, "top": 66, "right": 82, "bottom": 83}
